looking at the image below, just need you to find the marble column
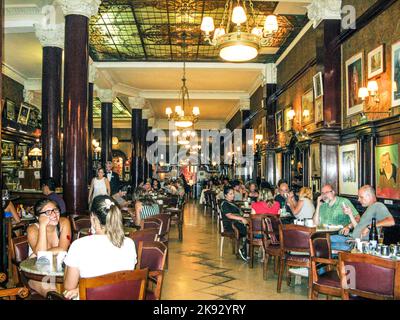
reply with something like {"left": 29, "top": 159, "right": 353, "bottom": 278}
{"left": 142, "top": 118, "right": 149, "bottom": 182}
{"left": 35, "top": 23, "right": 64, "bottom": 187}
{"left": 131, "top": 109, "right": 142, "bottom": 189}
{"left": 61, "top": 0, "right": 100, "bottom": 215}
{"left": 98, "top": 89, "right": 114, "bottom": 167}
{"left": 88, "top": 64, "right": 97, "bottom": 182}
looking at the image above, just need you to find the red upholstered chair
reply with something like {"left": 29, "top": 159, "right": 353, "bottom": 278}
{"left": 262, "top": 216, "right": 283, "bottom": 280}
{"left": 129, "top": 228, "right": 160, "bottom": 250}
{"left": 247, "top": 214, "right": 269, "bottom": 268}
{"left": 142, "top": 217, "right": 163, "bottom": 235}
{"left": 338, "top": 252, "right": 400, "bottom": 300}
{"left": 309, "top": 232, "right": 341, "bottom": 300}
{"left": 277, "top": 224, "right": 316, "bottom": 298}
{"left": 10, "top": 235, "right": 29, "bottom": 286}
{"left": 136, "top": 241, "right": 168, "bottom": 300}
{"left": 78, "top": 269, "right": 149, "bottom": 300}
{"left": 149, "top": 214, "right": 171, "bottom": 268}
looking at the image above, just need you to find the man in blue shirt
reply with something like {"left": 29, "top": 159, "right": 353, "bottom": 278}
{"left": 41, "top": 178, "right": 67, "bottom": 215}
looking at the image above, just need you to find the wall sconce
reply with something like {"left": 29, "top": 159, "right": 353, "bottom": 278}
{"left": 302, "top": 109, "right": 310, "bottom": 118}
{"left": 288, "top": 109, "right": 296, "bottom": 120}
{"left": 255, "top": 134, "right": 263, "bottom": 142}
{"left": 112, "top": 137, "right": 119, "bottom": 145}
{"left": 358, "top": 81, "right": 380, "bottom": 104}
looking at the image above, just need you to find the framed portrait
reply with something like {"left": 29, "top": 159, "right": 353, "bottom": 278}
{"left": 313, "top": 72, "right": 324, "bottom": 99}
{"left": 339, "top": 143, "right": 359, "bottom": 196}
{"left": 283, "top": 107, "right": 292, "bottom": 132}
{"left": 315, "top": 96, "right": 324, "bottom": 123}
{"left": 275, "top": 110, "right": 283, "bottom": 134}
{"left": 301, "top": 89, "right": 314, "bottom": 126}
{"left": 17, "top": 103, "right": 30, "bottom": 125}
{"left": 124, "top": 165, "right": 130, "bottom": 173}
{"left": 5, "top": 99, "right": 16, "bottom": 121}
{"left": 310, "top": 143, "right": 321, "bottom": 177}
{"left": 392, "top": 41, "right": 400, "bottom": 107}
{"left": 346, "top": 52, "right": 364, "bottom": 116}
{"left": 368, "top": 45, "right": 384, "bottom": 79}
{"left": 375, "top": 143, "right": 400, "bottom": 200}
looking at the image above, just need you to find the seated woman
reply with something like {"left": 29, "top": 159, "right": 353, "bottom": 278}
{"left": 134, "top": 195, "right": 160, "bottom": 227}
{"left": 26, "top": 199, "right": 71, "bottom": 296}
{"left": 251, "top": 189, "right": 280, "bottom": 215}
{"left": 152, "top": 179, "right": 160, "bottom": 191}
{"left": 63, "top": 195, "right": 137, "bottom": 300}
{"left": 247, "top": 182, "right": 259, "bottom": 202}
{"left": 287, "top": 187, "right": 315, "bottom": 220}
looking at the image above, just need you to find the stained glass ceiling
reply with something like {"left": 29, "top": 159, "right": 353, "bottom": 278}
{"left": 89, "top": 0, "right": 309, "bottom": 63}
{"left": 93, "top": 97, "right": 132, "bottom": 118}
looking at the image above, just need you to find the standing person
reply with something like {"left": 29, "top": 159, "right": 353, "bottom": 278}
{"left": 105, "top": 161, "right": 120, "bottom": 196}
{"left": 63, "top": 195, "right": 137, "bottom": 299}
{"left": 287, "top": 187, "right": 315, "bottom": 220}
{"left": 88, "top": 168, "right": 110, "bottom": 206}
{"left": 41, "top": 178, "right": 66, "bottom": 215}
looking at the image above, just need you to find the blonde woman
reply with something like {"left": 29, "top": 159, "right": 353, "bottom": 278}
{"left": 287, "top": 187, "right": 315, "bottom": 220}
{"left": 63, "top": 195, "right": 137, "bottom": 299}
{"left": 251, "top": 189, "right": 280, "bottom": 215}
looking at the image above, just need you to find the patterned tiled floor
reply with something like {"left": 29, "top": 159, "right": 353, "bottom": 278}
{"left": 162, "top": 201, "right": 309, "bottom": 300}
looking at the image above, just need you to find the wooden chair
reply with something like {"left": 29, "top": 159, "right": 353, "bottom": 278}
{"left": 216, "top": 202, "right": 238, "bottom": 257}
{"left": 247, "top": 214, "right": 270, "bottom": 268}
{"left": 79, "top": 268, "right": 149, "bottom": 300}
{"left": 69, "top": 215, "right": 91, "bottom": 240}
{"left": 209, "top": 191, "right": 218, "bottom": 219}
{"left": 129, "top": 228, "right": 160, "bottom": 250}
{"left": 0, "top": 273, "right": 29, "bottom": 300}
{"left": 261, "top": 215, "right": 283, "bottom": 280}
{"left": 338, "top": 252, "right": 400, "bottom": 300}
{"left": 10, "top": 235, "right": 29, "bottom": 286}
{"left": 309, "top": 232, "right": 341, "bottom": 300}
{"left": 203, "top": 190, "right": 213, "bottom": 215}
{"left": 142, "top": 217, "right": 163, "bottom": 235}
{"left": 166, "top": 203, "right": 184, "bottom": 242}
{"left": 277, "top": 224, "right": 316, "bottom": 298}
{"left": 136, "top": 241, "right": 168, "bottom": 300}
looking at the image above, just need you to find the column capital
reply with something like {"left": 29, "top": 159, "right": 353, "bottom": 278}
{"left": 263, "top": 63, "right": 277, "bottom": 85}
{"left": 239, "top": 97, "right": 250, "bottom": 111}
{"left": 96, "top": 88, "right": 115, "bottom": 103}
{"left": 35, "top": 23, "right": 65, "bottom": 49}
{"left": 142, "top": 109, "right": 152, "bottom": 120}
{"left": 148, "top": 117, "right": 155, "bottom": 127}
{"left": 88, "top": 64, "right": 98, "bottom": 83}
{"left": 307, "top": 0, "right": 342, "bottom": 28}
{"left": 128, "top": 97, "right": 146, "bottom": 109}
{"left": 60, "top": 0, "right": 101, "bottom": 19}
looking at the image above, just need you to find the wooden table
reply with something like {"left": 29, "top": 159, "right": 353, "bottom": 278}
{"left": 20, "top": 256, "right": 65, "bottom": 293}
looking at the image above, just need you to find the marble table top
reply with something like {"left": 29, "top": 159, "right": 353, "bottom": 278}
{"left": 20, "top": 256, "right": 64, "bottom": 277}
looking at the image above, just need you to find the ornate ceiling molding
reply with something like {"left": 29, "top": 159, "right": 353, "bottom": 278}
{"left": 34, "top": 23, "right": 65, "bottom": 49}
{"left": 128, "top": 97, "right": 146, "bottom": 110}
{"left": 307, "top": 0, "right": 342, "bottom": 28}
{"left": 88, "top": 63, "right": 98, "bottom": 83}
{"left": 95, "top": 87, "right": 115, "bottom": 103}
{"left": 60, "top": 0, "right": 101, "bottom": 18}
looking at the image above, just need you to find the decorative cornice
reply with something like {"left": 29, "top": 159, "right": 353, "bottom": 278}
{"left": 96, "top": 88, "right": 115, "bottom": 103}
{"left": 88, "top": 64, "right": 98, "bottom": 83}
{"left": 34, "top": 23, "right": 64, "bottom": 49}
{"left": 60, "top": 0, "right": 101, "bottom": 18}
{"left": 307, "top": 0, "right": 342, "bottom": 28}
{"left": 128, "top": 97, "right": 146, "bottom": 109}
{"left": 239, "top": 98, "right": 250, "bottom": 111}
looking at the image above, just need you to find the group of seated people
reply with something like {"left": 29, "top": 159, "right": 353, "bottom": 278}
{"left": 218, "top": 178, "right": 396, "bottom": 262}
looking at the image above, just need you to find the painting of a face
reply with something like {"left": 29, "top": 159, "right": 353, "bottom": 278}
{"left": 375, "top": 144, "right": 400, "bottom": 199}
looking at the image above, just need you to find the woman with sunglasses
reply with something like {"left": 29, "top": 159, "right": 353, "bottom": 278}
{"left": 26, "top": 198, "right": 71, "bottom": 296}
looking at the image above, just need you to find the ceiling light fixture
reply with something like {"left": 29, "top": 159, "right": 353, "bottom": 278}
{"left": 201, "top": 0, "right": 280, "bottom": 62}
{"left": 166, "top": 32, "right": 200, "bottom": 128}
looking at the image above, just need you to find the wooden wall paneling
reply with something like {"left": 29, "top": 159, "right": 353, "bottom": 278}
{"left": 321, "top": 144, "right": 339, "bottom": 192}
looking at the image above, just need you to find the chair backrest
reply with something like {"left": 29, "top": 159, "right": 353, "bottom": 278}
{"left": 129, "top": 228, "right": 159, "bottom": 250}
{"left": 279, "top": 224, "right": 316, "bottom": 253}
{"left": 142, "top": 217, "right": 163, "bottom": 235}
{"left": 262, "top": 215, "right": 281, "bottom": 246}
{"left": 11, "top": 235, "right": 29, "bottom": 263}
{"left": 338, "top": 252, "right": 400, "bottom": 300}
{"left": 310, "top": 232, "right": 332, "bottom": 260}
{"left": 137, "top": 241, "right": 167, "bottom": 272}
{"left": 79, "top": 268, "right": 149, "bottom": 300}
{"left": 70, "top": 215, "right": 91, "bottom": 240}
{"left": 151, "top": 214, "right": 171, "bottom": 236}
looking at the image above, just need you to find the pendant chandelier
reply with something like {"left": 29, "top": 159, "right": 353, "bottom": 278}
{"left": 165, "top": 33, "right": 200, "bottom": 128}
{"left": 200, "top": 0, "right": 279, "bottom": 62}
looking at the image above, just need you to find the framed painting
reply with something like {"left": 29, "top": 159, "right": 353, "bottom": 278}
{"left": 375, "top": 143, "right": 400, "bottom": 200}
{"left": 346, "top": 52, "right": 364, "bottom": 116}
{"left": 315, "top": 96, "right": 324, "bottom": 123}
{"left": 368, "top": 45, "right": 384, "bottom": 79}
{"left": 313, "top": 72, "right": 324, "bottom": 99}
{"left": 5, "top": 99, "right": 16, "bottom": 121}
{"left": 301, "top": 89, "right": 314, "bottom": 126}
{"left": 392, "top": 41, "right": 400, "bottom": 107}
{"left": 275, "top": 110, "right": 283, "bottom": 134}
{"left": 17, "top": 103, "right": 30, "bottom": 125}
{"left": 339, "top": 143, "right": 359, "bottom": 196}
{"left": 283, "top": 107, "right": 292, "bottom": 132}
{"left": 310, "top": 143, "right": 321, "bottom": 177}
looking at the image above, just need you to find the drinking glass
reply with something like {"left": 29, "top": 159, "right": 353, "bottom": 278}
{"left": 362, "top": 242, "right": 370, "bottom": 254}
{"left": 378, "top": 228, "right": 384, "bottom": 245}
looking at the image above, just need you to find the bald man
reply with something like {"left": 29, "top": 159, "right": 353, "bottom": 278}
{"left": 330, "top": 185, "right": 395, "bottom": 251}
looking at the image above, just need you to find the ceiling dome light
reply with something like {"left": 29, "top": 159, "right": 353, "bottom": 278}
{"left": 219, "top": 42, "right": 258, "bottom": 62}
